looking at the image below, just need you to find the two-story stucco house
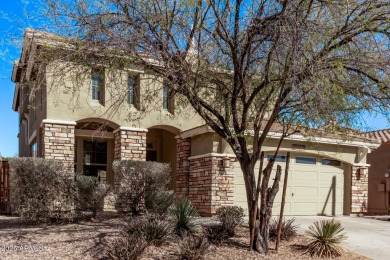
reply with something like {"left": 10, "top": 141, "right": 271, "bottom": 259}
{"left": 12, "top": 29, "right": 379, "bottom": 216}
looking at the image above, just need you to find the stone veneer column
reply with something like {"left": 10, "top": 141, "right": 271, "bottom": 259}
{"left": 176, "top": 137, "right": 191, "bottom": 199}
{"left": 188, "top": 154, "right": 235, "bottom": 216}
{"left": 351, "top": 166, "right": 368, "bottom": 214}
{"left": 41, "top": 120, "right": 76, "bottom": 170}
{"left": 113, "top": 127, "right": 147, "bottom": 161}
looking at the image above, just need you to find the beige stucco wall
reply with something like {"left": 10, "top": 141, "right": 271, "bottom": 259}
{"left": 17, "top": 80, "right": 47, "bottom": 157}
{"left": 367, "top": 143, "right": 390, "bottom": 213}
{"left": 146, "top": 128, "right": 177, "bottom": 189}
{"left": 191, "top": 132, "right": 364, "bottom": 165}
{"left": 45, "top": 61, "right": 203, "bottom": 131}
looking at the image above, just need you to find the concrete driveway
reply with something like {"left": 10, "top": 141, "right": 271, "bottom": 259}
{"left": 290, "top": 216, "right": 390, "bottom": 260}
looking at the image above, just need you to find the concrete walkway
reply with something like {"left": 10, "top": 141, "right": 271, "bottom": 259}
{"left": 290, "top": 216, "right": 390, "bottom": 260}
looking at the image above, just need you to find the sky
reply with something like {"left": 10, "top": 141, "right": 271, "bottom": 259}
{"left": 0, "top": 1, "right": 389, "bottom": 158}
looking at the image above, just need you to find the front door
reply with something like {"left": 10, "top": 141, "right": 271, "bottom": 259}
{"left": 83, "top": 140, "right": 107, "bottom": 177}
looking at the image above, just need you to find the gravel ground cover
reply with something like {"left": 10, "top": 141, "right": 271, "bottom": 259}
{"left": 0, "top": 215, "right": 368, "bottom": 260}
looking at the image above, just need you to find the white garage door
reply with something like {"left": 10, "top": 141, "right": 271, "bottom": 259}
{"left": 234, "top": 153, "right": 345, "bottom": 216}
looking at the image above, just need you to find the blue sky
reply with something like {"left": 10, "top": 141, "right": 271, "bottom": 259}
{"left": 0, "top": 1, "right": 389, "bottom": 157}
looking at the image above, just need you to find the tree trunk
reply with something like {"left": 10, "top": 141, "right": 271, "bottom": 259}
{"left": 246, "top": 164, "right": 282, "bottom": 253}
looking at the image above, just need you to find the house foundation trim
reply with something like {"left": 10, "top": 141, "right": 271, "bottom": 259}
{"left": 113, "top": 126, "right": 148, "bottom": 134}
{"left": 352, "top": 163, "right": 371, "bottom": 167}
{"left": 40, "top": 119, "right": 77, "bottom": 127}
{"left": 188, "top": 153, "right": 236, "bottom": 160}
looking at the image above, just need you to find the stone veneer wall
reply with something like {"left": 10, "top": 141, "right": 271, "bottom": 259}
{"left": 113, "top": 128, "right": 147, "bottom": 161}
{"left": 41, "top": 122, "right": 75, "bottom": 169}
{"left": 351, "top": 166, "right": 368, "bottom": 213}
{"left": 176, "top": 138, "right": 191, "bottom": 199}
{"left": 188, "top": 155, "right": 235, "bottom": 216}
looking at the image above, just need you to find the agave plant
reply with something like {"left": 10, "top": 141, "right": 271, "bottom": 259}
{"left": 304, "top": 219, "right": 347, "bottom": 258}
{"left": 169, "top": 198, "right": 200, "bottom": 236}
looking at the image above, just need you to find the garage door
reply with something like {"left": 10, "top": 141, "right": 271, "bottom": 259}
{"left": 234, "top": 153, "right": 345, "bottom": 216}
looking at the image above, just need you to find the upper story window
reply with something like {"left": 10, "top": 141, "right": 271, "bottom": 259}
{"left": 127, "top": 74, "right": 140, "bottom": 108}
{"left": 163, "top": 84, "right": 169, "bottom": 109}
{"left": 163, "top": 83, "right": 174, "bottom": 114}
{"left": 92, "top": 69, "right": 104, "bottom": 105}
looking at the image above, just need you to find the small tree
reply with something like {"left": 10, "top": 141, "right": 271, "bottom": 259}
{"left": 74, "top": 175, "right": 110, "bottom": 217}
{"left": 16, "top": 0, "right": 390, "bottom": 252}
{"left": 113, "top": 160, "right": 172, "bottom": 215}
{"left": 9, "top": 157, "right": 76, "bottom": 223}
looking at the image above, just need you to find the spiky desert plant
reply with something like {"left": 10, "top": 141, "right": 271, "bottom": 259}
{"left": 170, "top": 198, "right": 200, "bottom": 236}
{"left": 305, "top": 219, "right": 347, "bottom": 258}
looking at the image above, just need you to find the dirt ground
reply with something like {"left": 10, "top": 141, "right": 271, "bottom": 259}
{"left": 0, "top": 215, "right": 368, "bottom": 260}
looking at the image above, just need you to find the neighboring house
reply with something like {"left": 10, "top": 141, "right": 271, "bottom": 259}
{"left": 12, "top": 29, "right": 379, "bottom": 217}
{"left": 361, "top": 129, "right": 390, "bottom": 214}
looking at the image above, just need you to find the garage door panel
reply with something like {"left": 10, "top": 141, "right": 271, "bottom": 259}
{"left": 294, "top": 186, "right": 318, "bottom": 197}
{"left": 233, "top": 155, "right": 345, "bottom": 216}
{"left": 320, "top": 173, "right": 343, "bottom": 181}
{"left": 319, "top": 202, "right": 343, "bottom": 216}
{"left": 273, "top": 202, "right": 292, "bottom": 213}
{"left": 319, "top": 187, "right": 342, "bottom": 197}
{"left": 293, "top": 171, "right": 318, "bottom": 181}
{"left": 293, "top": 202, "right": 317, "bottom": 214}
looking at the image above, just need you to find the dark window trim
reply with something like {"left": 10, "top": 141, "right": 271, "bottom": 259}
{"left": 91, "top": 68, "right": 105, "bottom": 105}
{"left": 296, "top": 156, "right": 317, "bottom": 165}
{"left": 322, "top": 159, "right": 341, "bottom": 166}
{"left": 267, "top": 154, "right": 286, "bottom": 162}
{"left": 127, "top": 74, "right": 140, "bottom": 109}
{"left": 162, "top": 83, "right": 174, "bottom": 114}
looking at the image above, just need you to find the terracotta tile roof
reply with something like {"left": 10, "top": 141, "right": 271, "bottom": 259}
{"left": 361, "top": 129, "right": 390, "bottom": 143}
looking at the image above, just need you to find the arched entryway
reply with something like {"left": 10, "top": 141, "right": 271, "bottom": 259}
{"left": 146, "top": 125, "right": 179, "bottom": 190}
{"left": 74, "top": 118, "right": 119, "bottom": 185}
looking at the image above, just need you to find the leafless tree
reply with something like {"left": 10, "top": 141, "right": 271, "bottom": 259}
{"left": 26, "top": 0, "right": 390, "bottom": 253}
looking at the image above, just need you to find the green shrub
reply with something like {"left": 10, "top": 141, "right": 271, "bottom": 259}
{"left": 216, "top": 206, "right": 244, "bottom": 236}
{"left": 304, "top": 219, "right": 347, "bottom": 258}
{"left": 177, "top": 234, "right": 210, "bottom": 260}
{"left": 103, "top": 235, "right": 147, "bottom": 260}
{"left": 170, "top": 198, "right": 200, "bottom": 236}
{"left": 124, "top": 214, "right": 173, "bottom": 245}
{"left": 145, "top": 190, "right": 176, "bottom": 216}
{"left": 74, "top": 175, "right": 110, "bottom": 217}
{"left": 269, "top": 218, "right": 298, "bottom": 241}
{"left": 9, "top": 158, "right": 76, "bottom": 223}
{"left": 113, "top": 160, "right": 171, "bottom": 215}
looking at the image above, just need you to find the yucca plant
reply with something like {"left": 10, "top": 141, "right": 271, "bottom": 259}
{"left": 304, "top": 219, "right": 347, "bottom": 258}
{"left": 170, "top": 198, "right": 200, "bottom": 236}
